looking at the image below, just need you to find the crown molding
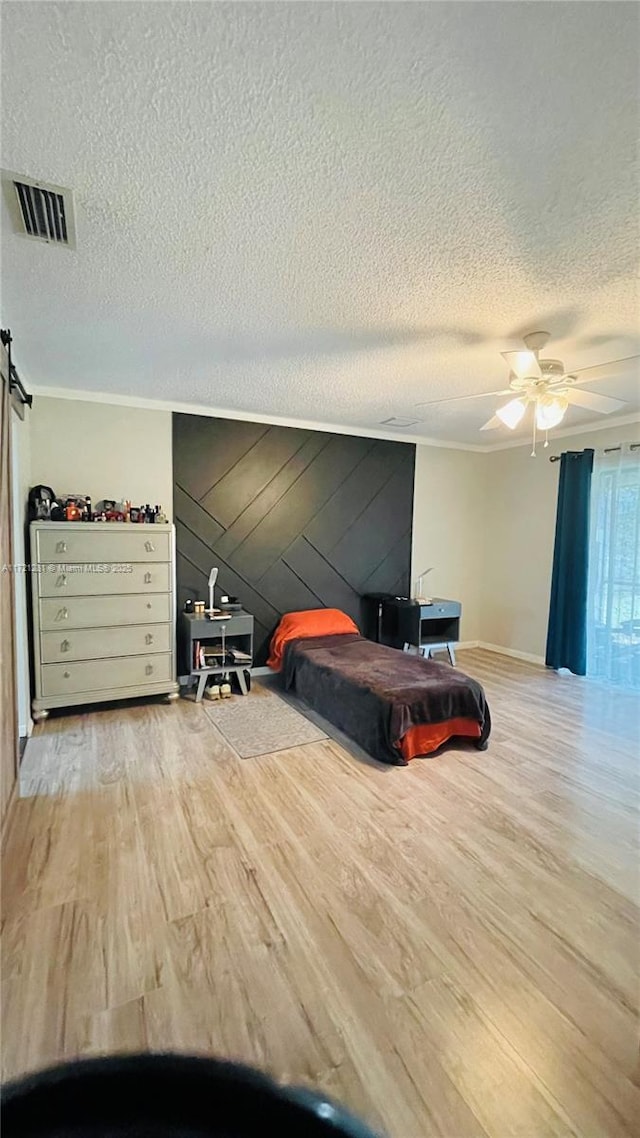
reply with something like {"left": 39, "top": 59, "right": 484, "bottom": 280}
{"left": 27, "top": 383, "right": 487, "bottom": 452}
{"left": 27, "top": 383, "right": 639, "bottom": 455}
{"left": 481, "top": 411, "right": 640, "bottom": 452}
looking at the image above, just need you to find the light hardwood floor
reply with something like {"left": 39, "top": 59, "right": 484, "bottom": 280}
{"left": 2, "top": 650, "right": 639, "bottom": 1136}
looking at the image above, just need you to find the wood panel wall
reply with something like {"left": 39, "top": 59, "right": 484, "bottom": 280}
{"left": 173, "top": 414, "right": 415, "bottom": 663}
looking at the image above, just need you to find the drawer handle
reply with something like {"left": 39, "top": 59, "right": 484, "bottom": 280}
{"left": 145, "top": 633, "right": 154, "bottom": 645}
{"left": 145, "top": 664, "right": 154, "bottom": 676}
{"left": 63, "top": 670, "right": 70, "bottom": 679}
{"left": 144, "top": 572, "right": 152, "bottom": 584}
{"left": 144, "top": 541, "right": 155, "bottom": 553}
{"left": 60, "top": 639, "right": 70, "bottom": 652}
{"left": 56, "top": 574, "right": 67, "bottom": 588}
{"left": 146, "top": 603, "right": 152, "bottom": 609}
{"left": 56, "top": 541, "right": 68, "bottom": 553}
{"left": 56, "top": 607, "right": 69, "bottom": 622}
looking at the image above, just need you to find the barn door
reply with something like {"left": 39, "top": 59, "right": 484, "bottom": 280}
{"left": 0, "top": 337, "right": 19, "bottom": 825}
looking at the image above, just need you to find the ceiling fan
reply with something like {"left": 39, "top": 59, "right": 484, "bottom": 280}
{"left": 416, "top": 332, "right": 638, "bottom": 455}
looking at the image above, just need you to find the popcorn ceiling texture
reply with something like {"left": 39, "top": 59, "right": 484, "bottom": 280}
{"left": 1, "top": 1, "right": 638, "bottom": 445}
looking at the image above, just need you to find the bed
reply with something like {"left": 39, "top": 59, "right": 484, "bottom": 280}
{"left": 267, "top": 609, "right": 491, "bottom": 766}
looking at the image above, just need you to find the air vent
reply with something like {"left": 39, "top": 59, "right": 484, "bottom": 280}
{"left": 2, "top": 171, "right": 76, "bottom": 248}
{"left": 380, "top": 417, "right": 421, "bottom": 428}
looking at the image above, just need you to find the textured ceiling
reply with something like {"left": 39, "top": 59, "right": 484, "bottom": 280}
{"left": 1, "top": 1, "right": 639, "bottom": 446}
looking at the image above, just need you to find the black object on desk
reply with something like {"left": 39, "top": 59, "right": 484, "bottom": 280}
{"left": 373, "top": 596, "right": 461, "bottom": 665}
{"left": 361, "top": 592, "right": 410, "bottom": 643}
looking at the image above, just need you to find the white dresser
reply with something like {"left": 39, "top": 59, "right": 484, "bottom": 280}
{"left": 30, "top": 522, "right": 179, "bottom": 719}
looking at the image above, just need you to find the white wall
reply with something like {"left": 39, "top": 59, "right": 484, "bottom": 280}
{"left": 481, "top": 422, "right": 640, "bottom": 660}
{"left": 29, "top": 397, "right": 173, "bottom": 517}
{"left": 411, "top": 446, "right": 487, "bottom": 642}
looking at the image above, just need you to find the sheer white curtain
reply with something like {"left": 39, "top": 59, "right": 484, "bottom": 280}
{"left": 587, "top": 444, "right": 640, "bottom": 688}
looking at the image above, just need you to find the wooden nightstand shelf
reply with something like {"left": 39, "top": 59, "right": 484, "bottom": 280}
{"left": 180, "top": 610, "right": 254, "bottom": 701}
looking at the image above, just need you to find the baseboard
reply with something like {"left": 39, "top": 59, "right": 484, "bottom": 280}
{"left": 477, "top": 641, "right": 546, "bottom": 667}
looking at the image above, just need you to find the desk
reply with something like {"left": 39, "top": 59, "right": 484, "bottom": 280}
{"left": 377, "top": 597, "right": 461, "bottom": 665}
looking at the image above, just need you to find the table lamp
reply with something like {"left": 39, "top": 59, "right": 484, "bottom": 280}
{"left": 207, "top": 567, "right": 219, "bottom": 613}
{"left": 414, "top": 567, "right": 434, "bottom": 605}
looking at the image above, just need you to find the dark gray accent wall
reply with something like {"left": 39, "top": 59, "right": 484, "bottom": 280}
{"left": 173, "top": 414, "right": 415, "bottom": 663}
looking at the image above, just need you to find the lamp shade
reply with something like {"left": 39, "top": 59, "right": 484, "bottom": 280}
{"left": 535, "top": 392, "right": 568, "bottom": 430}
{"left": 496, "top": 397, "right": 527, "bottom": 429}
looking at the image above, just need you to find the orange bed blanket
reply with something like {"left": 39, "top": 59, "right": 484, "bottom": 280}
{"left": 398, "top": 717, "right": 482, "bottom": 760}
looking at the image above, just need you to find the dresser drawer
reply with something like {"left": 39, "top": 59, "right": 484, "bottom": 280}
{"left": 185, "top": 613, "right": 254, "bottom": 638}
{"left": 39, "top": 593, "right": 173, "bottom": 631}
{"left": 38, "top": 563, "right": 171, "bottom": 598}
{"left": 40, "top": 653, "right": 173, "bottom": 697}
{"left": 421, "top": 601, "right": 461, "bottom": 619}
{"left": 36, "top": 528, "right": 171, "bottom": 565}
{"left": 41, "top": 623, "right": 172, "bottom": 664}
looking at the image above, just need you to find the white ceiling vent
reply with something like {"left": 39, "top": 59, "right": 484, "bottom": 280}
{"left": 2, "top": 171, "right": 76, "bottom": 248}
{"left": 379, "top": 416, "right": 421, "bottom": 429}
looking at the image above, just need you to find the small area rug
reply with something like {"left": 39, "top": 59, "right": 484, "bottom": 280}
{"left": 202, "top": 682, "right": 327, "bottom": 758}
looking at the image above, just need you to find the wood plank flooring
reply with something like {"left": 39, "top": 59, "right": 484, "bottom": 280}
{"left": 2, "top": 650, "right": 639, "bottom": 1136}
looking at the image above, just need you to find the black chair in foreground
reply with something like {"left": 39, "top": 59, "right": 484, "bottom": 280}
{"left": 1, "top": 1053, "right": 383, "bottom": 1138}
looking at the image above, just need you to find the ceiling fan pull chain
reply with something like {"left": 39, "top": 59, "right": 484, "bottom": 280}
{"left": 544, "top": 429, "right": 549, "bottom": 448}
{"left": 531, "top": 413, "right": 537, "bottom": 458}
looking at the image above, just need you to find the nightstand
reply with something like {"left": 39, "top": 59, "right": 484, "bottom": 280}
{"left": 180, "top": 610, "right": 254, "bottom": 701}
{"left": 377, "top": 597, "right": 461, "bottom": 665}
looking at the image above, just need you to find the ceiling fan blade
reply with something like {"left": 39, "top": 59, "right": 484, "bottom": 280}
{"left": 415, "top": 387, "right": 512, "bottom": 408}
{"left": 501, "top": 350, "right": 541, "bottom": 380}
{"left": 568, "top": 354, "right": 640, "bottom": 385}
{"left": 565, "top": 388, "right": 628, "bottom": 415}
{"left": 479, "top": 414, "right": 505, "bottom": 431}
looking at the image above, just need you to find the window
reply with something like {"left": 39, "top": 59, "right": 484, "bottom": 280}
{"left": 587, "top": 448, "right": 640, "bottom": 688}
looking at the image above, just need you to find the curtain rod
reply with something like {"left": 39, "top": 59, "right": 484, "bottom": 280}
{"left": 1, "top": 328, "right": 33, "bottom": 409}
{"left": 549, "top": 443, "right": 640, "bottom": 462}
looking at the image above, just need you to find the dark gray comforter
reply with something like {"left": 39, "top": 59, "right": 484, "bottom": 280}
{"left": 282, "top": 633, "right": 491, "bottom": 765}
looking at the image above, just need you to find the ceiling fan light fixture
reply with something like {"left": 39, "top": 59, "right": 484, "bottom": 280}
{"left": 500, "top": 350, "right": 541, "bottom": 381}
{"left": 496, "top": 397, "right": 527, "bottom": 429}
{"left": 535, "top": 392, "right": 569, "bottom": 430}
